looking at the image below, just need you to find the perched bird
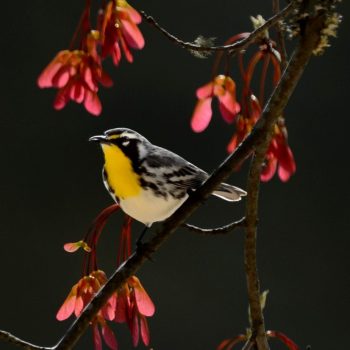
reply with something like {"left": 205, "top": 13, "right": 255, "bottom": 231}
{"left": 89, "top": 128, "right": 246, "bottom": 228}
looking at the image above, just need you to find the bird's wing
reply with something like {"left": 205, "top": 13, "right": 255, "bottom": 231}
{"left": 143, "top": 147, "right": 247, "bottom": 200}
{"left": 144, "top": 147, "right": 208, "bottom": 191}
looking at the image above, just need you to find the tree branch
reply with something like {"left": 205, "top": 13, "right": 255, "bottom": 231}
{"left": 242, "top": 154, "right": 269, "bottom": 350}
{"left": 241, "top": 7, "right": 331, "bottom": 350}
{"left": 140, "top": 0, "right": 296, "bottom": 53}
{"left": 183, "top": 217, "right": 246, "bottom": 235}
{"left": 273, "top": 0, "right": 288, "bottom": 69}
{"left": 0, "top": 331, "right": 52, "bottom": 350}
{"left": 0, "top": 3, "right": 331, "bottom": 350}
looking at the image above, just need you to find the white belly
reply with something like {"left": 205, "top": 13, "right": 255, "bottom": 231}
{"left": 119, "top": 189, "right": 188, "bottom": 226}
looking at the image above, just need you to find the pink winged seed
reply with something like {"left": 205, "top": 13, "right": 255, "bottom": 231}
{"left": 140, "top": 314, "right": 150, "bottom": 346}
{"left": 218, "top": 92, "right": 240, "bottom": 123}
{"left": 196, "top": 82, "right": 213, "bottom": 99}
{"left": 120, "top": 19, "right": 145, "bottom": 49}
{"left": 102, "top": 324, "right": 118, "bottom": 350}
{"left": 130, "top": 278, "right": 155, "bottom": 316}
{"left": 56, "top": 284, "right": 78, "bottom": 321}
{"left": 191, "top": 97, "right": 213, "bottom": 133}
{"left": 93, "top": 324, "right": 103, "bottom": 350}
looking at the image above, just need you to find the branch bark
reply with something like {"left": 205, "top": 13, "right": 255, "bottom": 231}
{"left": 0, "top": 3, "right": 331, "bottom": 350}
{"left": 140, "top": 1, "right": 296, "bottom": 53}
{"left": 242, "top": 154, "right": 269, "bottom": 350}
{"left": 241, "top": 7, "right": 330, "bottom": 350}
{"left": 0, "top": 331, "right": 52, "bottom": 350}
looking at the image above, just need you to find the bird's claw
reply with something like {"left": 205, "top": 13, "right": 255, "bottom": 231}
{"left": 136, "top": 241, "right": 155, "bottom": 262}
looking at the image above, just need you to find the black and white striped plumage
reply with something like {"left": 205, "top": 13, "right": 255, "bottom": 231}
{"left": 90, "top": 128, "right": 247, "bottom": 226}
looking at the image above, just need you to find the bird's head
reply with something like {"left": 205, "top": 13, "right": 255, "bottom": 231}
{"left": 89, "top": 128, "right": 149, "bottom": 165}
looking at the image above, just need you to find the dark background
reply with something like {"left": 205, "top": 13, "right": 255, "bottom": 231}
{"left": 0, "top": 1, "right": 349, "bottom": 349}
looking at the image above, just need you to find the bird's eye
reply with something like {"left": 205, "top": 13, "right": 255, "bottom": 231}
{"left": 122, "top": 140, "right": 130, "bottom": 147}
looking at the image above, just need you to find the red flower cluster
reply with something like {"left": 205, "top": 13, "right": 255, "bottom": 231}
{"left": 261, "top": 122, "right": 296, "bottom": 182}
{"left": 56, "top": 270, "right": 118, "bottom": 350}
{"left": 191, "top": 26, "right": 296, "bottom": 182}
{"left": 38, "top": 0, "right": 144, "bottom": 115}
{"left": 38, "top": 47, "right": 112, "bottom": 116}
{"left": 227, "top": 94, "right": 262, "bottom": 153}
{"left": 57, "top": 271, "right": 155, "bottom": 350}
{"left": 100, "top": 0, "right": 145, "bottom": 65}
{"left": 226, "top": 97, "right": 296, "bottom": 182}
{"left": 191, "top": 75, "right": 240, "bottom": 132}
{"left": 114, "top": 276, "right": 155, "bottom": 347}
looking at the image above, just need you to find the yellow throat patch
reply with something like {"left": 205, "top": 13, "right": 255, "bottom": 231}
{"left": 102, "top": 144, "right": 141, "bottom": 199}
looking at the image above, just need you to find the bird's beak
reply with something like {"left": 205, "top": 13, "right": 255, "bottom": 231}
{"left": 89, "top": 135, "right": 107, "bottom": 143}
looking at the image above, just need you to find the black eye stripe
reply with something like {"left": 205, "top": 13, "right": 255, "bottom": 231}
{"left": 108, "top": 136, "right": 140, "bottom": 153}
{"left": 109, "top": 136, "right": 129, "bottom": 145}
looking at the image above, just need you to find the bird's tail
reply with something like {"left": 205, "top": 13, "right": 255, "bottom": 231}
{"left": 213, "top": 183, "right": 247, "bottom": 202}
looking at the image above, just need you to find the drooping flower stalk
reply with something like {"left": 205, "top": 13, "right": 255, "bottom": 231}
{"left": 59, "top": 205, "right": 155, "bottom": 350}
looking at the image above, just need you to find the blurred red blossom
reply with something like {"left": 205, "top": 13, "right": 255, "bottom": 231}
{"left": 260, "top": 124, "right": 296, "bottom": 182}
{"left": 56, "top": 270, "right": 114, "bottom": 321}
{"left": 100, "top": 0, "right": 145, "bottom": 65}
{"left": 38, "top": 0, "right": 144, "bottom": 116}
{"left": 191, "top": 75, "right": 240, "bottom": 132}
{"left": 56, "top": 270, "right": 118, "bottom": 350}
{"left": 191, "top": 21, "right": 296, "bottom": 182}
{"left": 38, "top": 47, "right": 113, "bottom": 116}
{"left": 115, "top": 276, "right": 155, "bottom": 347}
{"left": 63, "top": 239, "right": 92, "bottom": 253}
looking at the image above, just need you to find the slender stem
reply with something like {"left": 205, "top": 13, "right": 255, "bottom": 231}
{"left": 69, "top": 9, "right": 86, "bottom": 50}
{"left": 259, "top": 54, "right": 271, "bottom": 105}
{"left": 69, "top": 0, "right": 91, "bottom": 50}
{"left": 211, "top": 33, "right": 250, "bottom": 79}
{"left": 183, "top": 217, "right": 246, "bottom": 235}
{"left": 140, "top": 1, "right": 297, "bottom": 53}
{"left": 242, "top": 340, "right": 255, "bottom": 350}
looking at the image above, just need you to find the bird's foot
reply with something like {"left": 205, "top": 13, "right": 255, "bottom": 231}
{"left": 136, "top": 241, "right": 155, "bottom": 262}
{"left": 187, "top": 188, "right": 206, "bottom": 204}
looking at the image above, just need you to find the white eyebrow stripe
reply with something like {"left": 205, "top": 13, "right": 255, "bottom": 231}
{"left": 121, "top": 132, "right": 139, "bottom": 139}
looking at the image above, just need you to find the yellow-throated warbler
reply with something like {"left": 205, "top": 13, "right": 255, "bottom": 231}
{"left": 89, "top": 128, "right": 247, "bottom": 227}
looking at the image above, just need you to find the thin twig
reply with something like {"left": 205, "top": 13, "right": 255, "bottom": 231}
{"left": 242, "top": 340, "right": 255, "bottom": 350}
{"left": 0, "top": 331, "right": 52, "bottom": 350}
{"left": 0, "top": 4, "right": 331, "bottom": 350}
{"left": 140, "top": 1, "right": 296, "bottom": 53}
{"left": 183, "top": 217, "right": 246, "bottom": 235}
{"left": 273, "top": 0, "right": 288, "bottom": 69}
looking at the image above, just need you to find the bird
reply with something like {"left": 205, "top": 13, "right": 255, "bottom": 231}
{"left": 89, "top": 127, "right": 247, "bottom": 230}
